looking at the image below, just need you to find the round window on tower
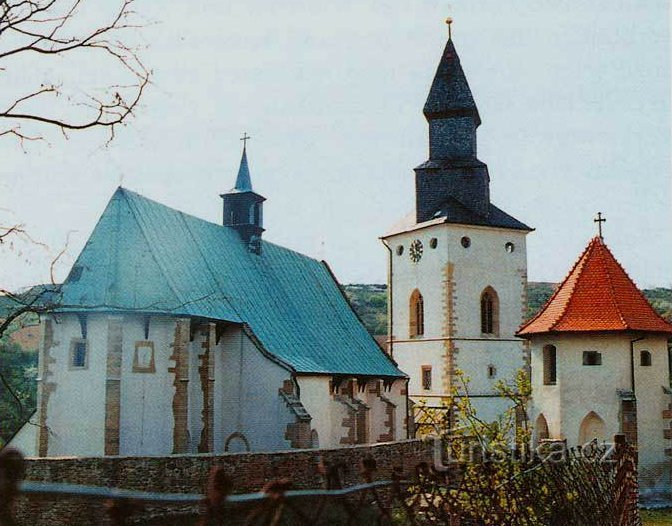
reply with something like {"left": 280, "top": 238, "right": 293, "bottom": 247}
{"left": 461, "top": 236, "right": 471, "bottom": 248}
{"left": 505, "top": 242, "right": 515, "bottom": 253}
{"left": 396, "top": 245, "right": 404, "bottom": 256}
{"left": 429, "top": 238, "right": 438, "bottom": 249}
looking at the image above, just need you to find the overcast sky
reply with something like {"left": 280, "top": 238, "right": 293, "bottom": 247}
{"left": 1, "top": 0, "right": 670, "bottom": 291}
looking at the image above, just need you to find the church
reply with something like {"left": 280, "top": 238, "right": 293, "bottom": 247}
{"left": 382, "top": 28, "right": 532, "bottom": 423}
{"left": 11, "top": 146, "right": 407, "bottom": 457}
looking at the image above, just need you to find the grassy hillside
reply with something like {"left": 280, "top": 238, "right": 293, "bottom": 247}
{"left": 344, "top": 283, "right": 672, "bottom": 335}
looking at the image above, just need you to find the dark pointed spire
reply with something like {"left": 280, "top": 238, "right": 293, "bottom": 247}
{"left": 233, "top": 146, "right": 253, "bottom": 192}
{"left": 423, "top": 38, "right": 481, "bottom": 126}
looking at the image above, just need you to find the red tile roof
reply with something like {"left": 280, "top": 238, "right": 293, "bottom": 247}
{"left": 518, "top": 237, "right": 672, "bottom": 336}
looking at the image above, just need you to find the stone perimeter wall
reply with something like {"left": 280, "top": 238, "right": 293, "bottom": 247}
{"left": 16, "top": 439, "right": 433, "bottom": 525}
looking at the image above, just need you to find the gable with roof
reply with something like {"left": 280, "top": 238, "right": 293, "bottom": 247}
{"left": 13, "top": 147, "right": 407, "bottom": 457}
{"left": 518, "top": 236, "right": 672, "bottom": 496}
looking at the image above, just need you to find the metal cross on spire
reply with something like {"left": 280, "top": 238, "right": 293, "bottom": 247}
{"left": 445, "top": 17, "right": 453, "bottom": 40}
{"left": 594, "top": 212, "right": 606, "bottom": 239}
{"left": 240, "top": 132, "right": 251, "bottom": 149}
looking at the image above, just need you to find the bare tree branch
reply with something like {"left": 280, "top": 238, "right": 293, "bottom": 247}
{"left": 0, "top": 0, "right": 150, "bottom": 145}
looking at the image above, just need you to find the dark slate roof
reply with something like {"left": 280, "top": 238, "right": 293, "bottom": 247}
{"left": 231, "top": 146, "right": 253, "bottom": 193}
{"left": 58, "top": 188, "right": 404, "bottom": 378}
{"left": 423, "top": 38, "right": 481, "bottom": 125}
{"left": 433, "top": 197, "right": 532, "bottom": 231}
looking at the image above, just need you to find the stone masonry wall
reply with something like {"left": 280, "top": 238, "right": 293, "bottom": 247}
{"left": 16, "top": 440, "right": 433, "bottom": 525}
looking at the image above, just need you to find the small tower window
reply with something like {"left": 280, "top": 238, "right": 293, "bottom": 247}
{"left": 429, "top": 238, "right": 438, "bottom": 249}
{"left": 461, "top": 236, "right": 471, "bottom": 248}
{"left": 543, "top": 345, "right": 557, "bottom": 385}
{"left": 396, "top": 245, "right": 404, "bottom": 256}
{"left": 421, "top": 366, "right": 432, "bottom": 390}
{"left": 583, "top": 351, "right": 602, "bottom": 366}
{"left": 487, "top": 365, "right": 497, "bottom": 379}
{"left": 480, "top": 287, "right": 499, "bottom": 335}
{"left": 505, "top": 242, "right": 515, "bottom": 253}
{"left": 640, "top": 350, "right": 652, "bottom": 367}
{"left": 409, "top": 289, "right": 424, "bottom": 337}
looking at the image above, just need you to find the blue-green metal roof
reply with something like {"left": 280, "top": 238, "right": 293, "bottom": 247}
{"left": 60, "top": 188, "right": 404, "bottom": 378}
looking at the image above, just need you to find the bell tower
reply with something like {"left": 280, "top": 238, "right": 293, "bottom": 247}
{"left": 221, "top": 135, "right": 265, "bottom": 253}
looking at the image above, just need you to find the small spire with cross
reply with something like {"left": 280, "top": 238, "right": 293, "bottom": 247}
{"left": 240, "top": 132, "right": 251, "bottom": 150}
{"left": 445, "top": 17, "right": 453, "bottom": 40}
{"left": 594, "top": 212, "right": 606, "bottom": 239}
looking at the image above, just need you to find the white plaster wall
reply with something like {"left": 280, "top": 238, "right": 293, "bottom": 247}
{"left": 213, "top": 327, "right": 294, "bottom": 452}
{"left": 632, "top": 335, "right": 670, "bottom": 492}
{"left": 44, "top": 314, "right": 108, "bottom": 456}
{"left": 388, "top": 224, "right": 450, "bottom": 342}
{"left": 394, "top": 340, "right": 445, "bottom": 402}
{"left": 298, "top": 376, "right": 407, "bottom": 447}
{"left": 388, "top": 223, "right": 528, "bottom": 411}
{"left": 187, "top": 333, "right": 204, "bottom": 453}
{"left": 297, "top": 376, "right": 336, "bottom": 448}
{"left": 366, "top": 382, "right": 388, "bottom": 442}
{"left": 119, "top": 316, "right": 176, "bottom": 456}
{"left": 529, "top": 333, "right": 670, "bottom": 492}
{"left": 447, "top": 225, "right": 527, "bottom": 339}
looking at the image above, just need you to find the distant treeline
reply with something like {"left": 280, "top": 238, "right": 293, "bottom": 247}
{"left": 344, "top": 283, "right": 672, "bottom": 336}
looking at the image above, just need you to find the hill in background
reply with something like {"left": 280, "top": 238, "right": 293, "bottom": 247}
{"left": 344, "top": 283, "right": 672, "bottom": 336}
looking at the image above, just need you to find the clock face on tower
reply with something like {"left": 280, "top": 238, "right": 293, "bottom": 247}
{"left": 409, "top": 239, "right": 423, "bottom": 262}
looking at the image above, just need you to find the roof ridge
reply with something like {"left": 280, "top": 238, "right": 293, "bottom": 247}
{"left": 600, "top": 239, "right": 672, "bottom": 329}
{"left": 121, "top": 190, "right": 189, "bottom": 313}
{"left": 596, "top": 240, "right": 628, "bottom": 330}
{"left": 177, "top": 210, "right": 242, "bottom": 320}
{"left": 518, "top": 237, "right": 595, "bottom": 333}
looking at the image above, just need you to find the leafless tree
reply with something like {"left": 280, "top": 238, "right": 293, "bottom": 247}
{"left": 0, "top": 0, "right": 150, "bottom": 146}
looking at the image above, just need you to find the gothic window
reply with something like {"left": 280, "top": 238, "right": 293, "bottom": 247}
{"left": 543, "top": 345, "right": 557, "bottom": 385}
{"left": 640, "top": 350, "right": 652, "bottom": 366}
{"left": 480, "top": 287, "right": 499, "bottom": 335}
{"left": 421, "top": 366, "right": 432, "bottom": 390}
{"left": 409, "top": 289, "right": 424, "bottom": 337}
{"left": 583, "top": 351, "right": 602, "bottom": 366}
{"left": 69, "top": 339, "right": 88, "bottom": 369}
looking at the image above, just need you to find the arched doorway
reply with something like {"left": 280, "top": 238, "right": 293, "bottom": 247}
{"left": 578, "top": 411, "right": 606, "bottom": 444}
{"left": 534, "top": 413, "right": 549, "bottom": 446}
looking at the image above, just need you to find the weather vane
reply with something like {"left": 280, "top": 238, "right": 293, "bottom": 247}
{"left": 594, "top": 212, "right": 606, "bottom": 239}
{"left": 445, "top": 17, "right": 453, "bottom": 40}
{"left": 240, "top": 132, "right": 251, "bottom": 149}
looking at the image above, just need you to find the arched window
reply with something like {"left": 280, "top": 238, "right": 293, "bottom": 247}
{"left": 409, "top": 289, "right": 424, "bottom": 337}
{"left": 480, "top": 287, "right": 499, "bottom": 335}
{"left": 640, "top": 350, "right": 652, "bottom": 366}
{"left": 578, "top": 411, "right": 606, "bottom": 444}
{"left": 543, "top": 345, "right": 557, "bottom": 385}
